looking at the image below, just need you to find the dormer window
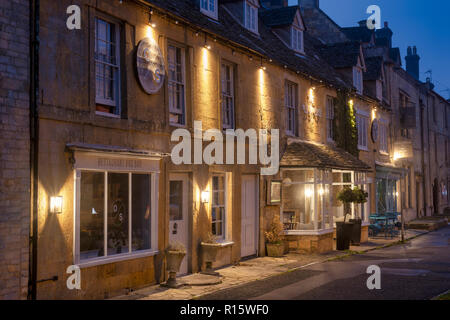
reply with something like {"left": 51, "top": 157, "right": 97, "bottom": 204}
{"left": 353, "top": 67, "right": 363, "bottom": 94}
{"left": 200, "top": 0, "right": 218, "bottom": 20}
{"left": 244, "top": 1, "right": 258, "bottom": 33}
{"left": 291, "top": 27, "right": 304, "bottom": 53}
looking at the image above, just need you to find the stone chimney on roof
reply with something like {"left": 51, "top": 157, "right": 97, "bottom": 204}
{"left": 406, "top": 46, "right": 420, "bottom": 80}
{"left": 298, "top": 0, "right": 319, "bottom": 8}
{"left": 261, "top": 0, "right": 289, "bottom": 9}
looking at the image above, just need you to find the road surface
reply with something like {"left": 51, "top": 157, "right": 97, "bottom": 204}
{"left": 201, "top": 226, "right": 450, "bottom": 300}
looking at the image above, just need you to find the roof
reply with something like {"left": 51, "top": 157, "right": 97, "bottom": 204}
{"left": 280, "top": 141, "right": 371, "bottom": 171}
{"left": 144, "top": 1, "right": 352, "bottom": 88}
{"left": 315, "top": 41, "right": 362, "bottom": 69}
{"left": 341, "top": 26, "right": 374, "bottom": 43}
{"left": 364, "top": 56, "right": 383, "bottom": 81}
{"left": 259, "top": 6, "right": 298, "bottom": 28}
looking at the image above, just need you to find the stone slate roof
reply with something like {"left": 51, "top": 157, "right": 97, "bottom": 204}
{"left": 144, "top": 1, "right": 351, "bottom": 89}
{"left": 280, "top": 141, "right": 371, "bottom": 171}
{"left": 315, "top": 41, "right": 361, "bottom": 69}
{"left": 259, "top": 6, "right": 298, "bottom": 28}
{"left": 364, "top": 56, "right": 383, "bottom": 81}
{"left": 341, "top": 26, "right": 374, "bottom": 43}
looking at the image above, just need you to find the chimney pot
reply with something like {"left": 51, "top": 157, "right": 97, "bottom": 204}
{"left": 384, "top": 21, "right": 388, "bottom": 28}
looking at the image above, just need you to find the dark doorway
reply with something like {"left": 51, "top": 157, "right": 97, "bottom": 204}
{"left": 433, "top": 178, "right": 439, "bottom": 215}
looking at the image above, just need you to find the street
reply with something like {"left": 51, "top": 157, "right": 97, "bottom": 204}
{"left": 200, "top": 226, "right": 450, "bottom": 300}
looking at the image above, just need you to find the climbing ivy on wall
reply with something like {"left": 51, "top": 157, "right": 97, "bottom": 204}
{"left": 333, "top": 90, "right": 359, "bottom": 157}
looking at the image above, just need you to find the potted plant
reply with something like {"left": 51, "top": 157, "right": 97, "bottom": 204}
{"left": 336, "top": 187, "right": 368, "bottom": 249}
{"left": 163, "top": 241, "right": 186, "bottom": 288}
{"left": 264, "top": 219, "right": 284, "bottom": 257}
{"left": 200, "top": 232, "right": 221, "bottom": 276}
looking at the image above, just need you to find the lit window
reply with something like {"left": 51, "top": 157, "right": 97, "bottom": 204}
{"left": 221, "top": 62, "right": 235, "bottom": 130}
{"left": 78, "top": 171, "right": 156, "bottom": 262}
{"left": 291, "top": 27, "right": 304, "bottom": 53}
{"left": 356, "top": 114, "right": 369, "bottom": 150}
{"left": 285, "top": 81, "right": 298, "bottom": 136}
{"left": 200, "top": 0, "right": 218, "bottom": 19}
{"left": 212, "top": 175, "right": 226, "bottom": 238}
{"left": 168, "top": 45, "right": 186, "bottom": 126}
{"left": 353, "top": 67, "right": 363, "bottom": 95}
{"left": 244, "top": 1, "right": 258, "bottom": 33}
{"left": 95, "top": 17, "right": 121, "bottom": 116}
{"left": 326, "top": 96, "right": 335, "bottom": 141}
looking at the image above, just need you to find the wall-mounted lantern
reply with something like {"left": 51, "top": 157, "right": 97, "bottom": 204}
{"left": 201, "top": 191, "right": 210, "bottom": 203}
{"left": 50, "top": 196, "right": 63, "bottom": 214}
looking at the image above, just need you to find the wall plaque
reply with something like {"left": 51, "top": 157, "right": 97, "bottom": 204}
{"left": 136, "top": 37, "right": 165, "bottom": 94}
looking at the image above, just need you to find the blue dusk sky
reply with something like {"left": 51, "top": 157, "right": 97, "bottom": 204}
{"left": 288, "top": 0, "right": 450, "bottom": 99}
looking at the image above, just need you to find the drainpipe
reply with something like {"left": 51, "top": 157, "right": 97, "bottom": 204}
{"left": 28, "top": 0, "right": 40, "bottom": 300}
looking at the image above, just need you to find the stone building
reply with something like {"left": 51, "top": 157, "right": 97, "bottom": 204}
{"left": 0, "top": 0, "right": 30, "bottom": 299}
{"left": 1, "top": 0, "right": 448, "bottom": 300}
{"left": 15, "top": 0, "right": 374, "bottom": 299}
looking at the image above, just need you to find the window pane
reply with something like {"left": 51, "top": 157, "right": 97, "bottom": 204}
{"left": 132, "top": 174, "right": 151, "bottom": 252}
{"left": 80, "top": 172, "right": 105, "bottom": 261}
{"left": 107, "top": 173, "right": 129, "bottom": 255}
{"left": 169, "top": 181, "right": 183, "bottom": 221}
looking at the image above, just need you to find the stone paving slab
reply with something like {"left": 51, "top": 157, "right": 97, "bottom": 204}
{"left": 111, "top": 229, "right": 430, "bottom": 301}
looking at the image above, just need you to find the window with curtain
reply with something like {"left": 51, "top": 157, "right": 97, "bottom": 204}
{"left": 95, "top": 17, "right": 121, "bottom": 116}
{"left": 221, "top": 62, "right": 235, "bottom": 129}
{"left": 212, "top": 175, "right": 226, "bottom": 238}
{"left": 168, "top": 45, "right": 186, "bottom": 126}
{"left": 245, "top": 1, "right": 258, "bottom": 33}
{"left": 326, "top": 96, "right": 335, "bottom": 141}
{"left": 285, "top": 81, "right": 298, "bottom": 136}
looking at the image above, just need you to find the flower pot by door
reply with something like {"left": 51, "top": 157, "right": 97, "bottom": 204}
{"left": 201, "top": 242, "right": 221, "bottom": 276}
{"left": 266, "top": 243, "right": 284, "bottom": 257}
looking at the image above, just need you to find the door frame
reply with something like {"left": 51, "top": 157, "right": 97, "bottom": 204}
{"left": 241, "top": 174, "right": 260, "bottom": 258}
{"left": 168, "top": 172, "right": 191, "bottom": 274}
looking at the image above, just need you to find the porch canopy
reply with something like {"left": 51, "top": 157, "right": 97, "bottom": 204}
{"left": 279, "top": 141, "right": 371, "bottom": 234}
{"left": 280, "top": 140, "right": 371, "bottom": 171}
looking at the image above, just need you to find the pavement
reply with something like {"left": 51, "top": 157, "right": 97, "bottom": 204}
{"left": 113, "top": 229, "right": 431, "bottom": 300}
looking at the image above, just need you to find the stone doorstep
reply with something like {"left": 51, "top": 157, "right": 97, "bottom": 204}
{"left": 407, "top": 218, "right": 449, "bottom": 231}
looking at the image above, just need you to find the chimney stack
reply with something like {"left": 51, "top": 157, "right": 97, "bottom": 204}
{"left": 298, "top": 0, "right": 319, "bottom": 8}
{"left": 405, "top": 46, "right": 420, "bottom": 80}
{"left": 261, "top": 0, "right": 289, "bottom": 9}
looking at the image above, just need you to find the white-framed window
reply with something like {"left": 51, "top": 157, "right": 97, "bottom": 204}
{"left": 356, "top": 114, "right": 369, "bottom": 150}
{"left": 326, "top": 96, "right": 335, "bottom": 141}
{"left": 291, "top": 27, "right": 304, "bottom": 53}
{"left": 379, "top": 122, "right": 388, "bottom": 154}
{"left": 211, "top": 174, "right": 226, "bottom": 239}
{"left": 200, "top": 0, "right": 218, "bottom": 20}
{"left": 95, "top": 17, "right": 121, "bottom": 116}
{"left": 285, "top": 80, "right": 298, "bottom": 136}
{"left": 75, "top": 170, "right": 159, "bottom": 265}
{"left": 221, "top": 62, "right": 235, "bottom": 130}
{"left": 353, "top": 67, "right": 363, "bottom": 95}
{"left": 244, "top": 1, "right": 258, "bottom": 33}
{"left": 168, "top": 45, "right": 186, "bottom": 126}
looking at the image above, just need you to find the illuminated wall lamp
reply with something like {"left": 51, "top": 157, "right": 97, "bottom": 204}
{"left": 201, "top": 191, "right": 210, "bottom": 203}
{"left": 50, "top": 196, "right": 63, "bottom": 214}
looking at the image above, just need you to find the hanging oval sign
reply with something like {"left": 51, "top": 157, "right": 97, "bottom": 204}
{"left": 371, "top": 118, "right": 379, "bottom": 143}
{"left": 136, "top": 37, "right": 165, "bottom": 94}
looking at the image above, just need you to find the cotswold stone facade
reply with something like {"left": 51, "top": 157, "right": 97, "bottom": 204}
{"left": 0, "top": 0, "right": 30, "bottom": 299}
{"left": 1, "top": 0, "right": 449, "bottom": 300}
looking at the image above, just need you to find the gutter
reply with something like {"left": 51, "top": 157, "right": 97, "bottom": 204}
{"left": 28, "top": 0, "right": 39, "bottom": 300}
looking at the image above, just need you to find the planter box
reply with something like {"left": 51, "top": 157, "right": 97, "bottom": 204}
{"left": 266, "top": 243, "right": 284, "bottom": 257}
